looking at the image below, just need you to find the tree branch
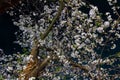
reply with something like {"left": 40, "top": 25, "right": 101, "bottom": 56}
{"left": 40, "top": 0, "right": 65, "bottom": 40}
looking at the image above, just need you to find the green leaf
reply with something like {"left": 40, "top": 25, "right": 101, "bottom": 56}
{"left": 0, "top": 75, "right": 4, "bottom": 80}
{"left": 55, "top": 66, "right": 61, "bottom": 72}
{"left": 115, "top": 52, "right": 120, "bottom": 57}
{"left": 22, "top": 48, "right": 29, "bottom": 55}
{"left": 95, "top": 22, "right": 101, "bottom": 27}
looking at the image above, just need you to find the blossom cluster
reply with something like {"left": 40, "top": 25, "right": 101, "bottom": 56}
{"left": 2, "top": 0, "right": 120, "bottom": 79}
{"left": 0, "top": 49, "right": 27, "bottom": 79}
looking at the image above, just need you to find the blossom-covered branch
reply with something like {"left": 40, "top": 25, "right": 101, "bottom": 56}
{"left": 40, "top": 0, "right": 65, "bottom": 40}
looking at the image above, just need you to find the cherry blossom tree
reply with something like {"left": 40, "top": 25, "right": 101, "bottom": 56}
{"left": 0, "top": 0, "right": 120, "bottom": 80}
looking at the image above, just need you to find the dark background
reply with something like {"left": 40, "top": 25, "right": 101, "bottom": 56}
{"left": 0, "top": 13, "right": 21, "bottom": 54}
{"left": 0, "top": 0, "right": 120, "bottom": 54}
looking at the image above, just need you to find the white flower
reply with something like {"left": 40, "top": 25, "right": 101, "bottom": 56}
{"left": 89, "top": 9, "right": 96, "bottom": 19}
{"left": 29, "top": 77, "right": 36, "bottom": 80}
{"left": 92, "top": 59, "right": 103, "bottom": 64}
{"left": 72, "top": 10, "right": 77, "bottom": 17}
{"left": 0, "top": 48, "right": 3, "bottom": 54}
{"left": 71, "top": 53, "right": 76, "bottom": 58}
{"left": 96, "top": 27, "right": 104, "bottom": 33}
{"left": 106, "top": 12, "right": 110, "bottom": 15}
{"left": 113, "top": 0, "right": 117, "bottom": 3}
{"left": 85, "top": 38, "right": 91, "bottom": 44}
{"left": 96, "top": 37, "right": 104, "bottom": 45}
{"left": 81, "top": 32, "right": 87, "bottom": 39}
{"left": 23, "top": 65, "right": 27, "bottom": 70}
{"left": 107, "top": 15, "right": 112, "bottom": 21}
{"left": 74, "top": 35, "right": 80, "bottom": 39}
{"left": 47, "top": 56, "right": 50, "bottom": 58}
{"left": 7, "top": 66, "right": 13, "bottom": 71}
{"left": 104, "top": 21, "right": 110, "bottom": 28}
{"left": 78, "top": 42, "right": 85, "bottom": 49}
{"left": 60, "top": 21, "right": 67, "bottom": 25}
{"left": 115, "top": 33, "right": 120, "bottom": 38}
{"left": 117, "top": 24, "right": 120, "bottom": 30}
{"left": 103, "top": 58, "right": 110, "bottom": 63}
{"left": 107, "top": 0, "right": 112, "bottom": 2}
{"left": 111, "top": 44, "right": 116, "bottom": 49}
{"left": 93, "top": 6, "right": 98, "bottom": 11}
{"left": 75, "top": 39, "right": 81, "bottom": 46}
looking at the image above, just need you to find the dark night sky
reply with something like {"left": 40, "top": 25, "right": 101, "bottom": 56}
{"left": 0, "top": 0, "right": 120, "bottom": 54}
{"left": 0, "top": 13, "right": 21, "bottom": 54}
